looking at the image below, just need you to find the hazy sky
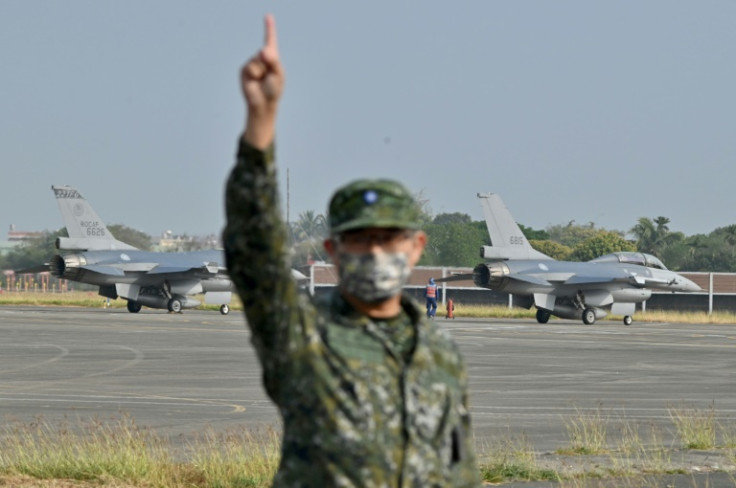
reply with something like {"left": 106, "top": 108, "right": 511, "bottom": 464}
{"left": 2, "top": 1, "right": 734, "bottom": 241}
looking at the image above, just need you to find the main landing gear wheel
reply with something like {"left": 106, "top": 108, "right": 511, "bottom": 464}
{"left": 168, "top": 298, "right": 182, "bottom": 313}
{"left": 220, "top": 304, "right": 230, "bottom": 315}
{"left": 582, "top": 308, "right": 596, "bottom": 325}
{"left": 623, "top": 315, "right": 633, "bottom": 326}
{"left": 536, "top": 309, "right": 551, "bottom": 324}
{"left": 126, "top": 301, "right": 142, "bottom": 313}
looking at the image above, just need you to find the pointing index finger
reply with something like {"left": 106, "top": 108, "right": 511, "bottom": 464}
{"left": 264, "top": 14, "right": 278, "bottom": 53}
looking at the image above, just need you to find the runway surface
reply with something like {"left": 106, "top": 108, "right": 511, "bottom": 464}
{"left": 2, "top": 306, "right": 736, "bottom": 457}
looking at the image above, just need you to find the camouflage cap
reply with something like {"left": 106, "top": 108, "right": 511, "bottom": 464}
{"left": 328, "top": 179, "right": 422, "bottom": 234}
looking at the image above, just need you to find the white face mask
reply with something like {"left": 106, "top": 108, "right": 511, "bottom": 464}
{"left": 337, "top": 251, "right": 412, "bottom": 303}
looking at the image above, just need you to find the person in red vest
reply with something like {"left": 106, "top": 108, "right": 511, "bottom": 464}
{"left": 425, "top": 277, "right": 438, "bottom": 319}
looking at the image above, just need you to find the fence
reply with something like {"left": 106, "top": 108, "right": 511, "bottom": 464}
{"left": 6, "top": 265, "right": 736, "bottom": 315}
{"left": 0, "top": 272, "right": 78, "bottom": 293}
{"left": 300, "top": 264, "right": 736, "bottom": 315}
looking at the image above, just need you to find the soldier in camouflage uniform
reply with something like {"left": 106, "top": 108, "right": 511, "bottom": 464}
{"left": 222, "top": 15, "right": 481, "bottom": 488}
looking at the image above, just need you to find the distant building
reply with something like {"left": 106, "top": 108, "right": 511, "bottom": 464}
{"left": 155, "top": 230, "right": 221, "bottom": 251}
{"left": 2, "top": 224, "right": 42, "bottom": 258}
{"left": 156, "top": 230, "right": 190, "bottom": 251}
{"left": 7, "top": 224, "right": 43, "bottom": 242}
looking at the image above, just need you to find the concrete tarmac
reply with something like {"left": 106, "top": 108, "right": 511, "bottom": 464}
{"left": 2, "top": 306, "right": 736, "bottom": 485}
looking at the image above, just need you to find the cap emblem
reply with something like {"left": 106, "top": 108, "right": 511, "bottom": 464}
{"left": 363, "top": 190, "right": 378, "bottom": 205}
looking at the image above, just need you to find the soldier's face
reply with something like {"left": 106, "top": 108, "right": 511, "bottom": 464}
{"left": 323, "top": 227, "right": 427, "bottom": 304}
{"left": 324, "top": 227, "right": 427, "bottom": 268}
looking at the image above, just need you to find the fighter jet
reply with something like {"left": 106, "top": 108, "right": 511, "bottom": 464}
{"left": 22, "top": 185, "right": 235, "bottom": 314}
{"left": 453, "top": 193, "right": 701, "bottom": 325}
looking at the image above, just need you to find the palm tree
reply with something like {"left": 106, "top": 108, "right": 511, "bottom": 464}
{"left": 653, "top": 216, "right": 671, "bottom": 235}
{"left": 630, "top": 216, "right": 674, "bottom": 256}
{"left": 630, "top": 217, "right": 656, "bottom": 253}
{"left": 292, "top": 210, "right": 327, "bottom": 243}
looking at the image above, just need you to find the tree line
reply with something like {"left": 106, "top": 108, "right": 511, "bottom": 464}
{"left": 4, "top": 212, "right": 736, "bottom": 273}
{"left": 2, "top": 225, "right": 153, "bottom": 272}
{"left": 287, "top": 209, "right": 736, "bottom": 272}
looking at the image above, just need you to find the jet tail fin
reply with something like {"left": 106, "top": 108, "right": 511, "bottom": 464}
{"left": 51, "top": 185, "right": 138, "bottom": 251}
{"left": 477, "top": 192, "right": 552, "bottom": 261}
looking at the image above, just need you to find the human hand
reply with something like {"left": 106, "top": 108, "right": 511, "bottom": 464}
{"left": 241, "top": 14, "right": 284, "bottom": 148}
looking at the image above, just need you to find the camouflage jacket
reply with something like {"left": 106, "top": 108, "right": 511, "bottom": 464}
{"left": 223, "top": 140, "right": 481, "bottom": 488}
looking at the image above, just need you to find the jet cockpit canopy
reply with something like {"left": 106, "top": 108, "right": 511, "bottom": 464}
{"left": 590, "top": 252, "right": 668, "bottom": 270}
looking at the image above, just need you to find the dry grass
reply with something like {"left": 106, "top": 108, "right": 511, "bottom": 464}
{"left": 0, "top": 291, "right": 125, "bottom": 308}
{"left": 669, "top": 402, "right": 718, "bottom": 450}
{"left": 0, "top": 415, "right": 279, "bottom": 488}
{"left": 2, "top": 292, "right": 734, "bottom": 324}
{"left": 558, "top": 405, "right": 610, "bottom": 455}
{"left": 635, "top": 309, "right": 736, "bottom": 325}
{"left": 185, "top": 425, "right": 280, "bottom": 487}
{"left": 446, "top": 303, "right": 736, "bottom": 324}
{"left": 475, "top": 403, "right": 736, "bottom": 484}
{"left": 0, "top": 414, "right": 172, "bottom": 485}
{"left": 0, "top": 292, "right": 243, "bottom": 312}
{"left": 544, "top": 404, "right": 736, "bottom": 483}
{"left": 2, "top": 406, "right": 736, "bottom": 487}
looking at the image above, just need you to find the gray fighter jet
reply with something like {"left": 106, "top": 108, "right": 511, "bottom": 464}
{"left": 454, "top": 193, "right": 701, "bottom": 325}
{"left": 25, "top": 185, "right": 235, "bottom": 314}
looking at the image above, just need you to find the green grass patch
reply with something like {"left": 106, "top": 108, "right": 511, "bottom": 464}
{"left": 479, "top": 434, "right": 560, "bottom": 483}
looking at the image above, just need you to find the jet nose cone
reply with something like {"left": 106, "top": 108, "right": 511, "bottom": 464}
{"left": 681, "top": 277, "right": 702, "bottom": 292}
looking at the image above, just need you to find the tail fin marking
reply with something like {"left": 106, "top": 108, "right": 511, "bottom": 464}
{"left": 51, "top": 185, "right": 137, "bottom": 251}
{"left": 477, "top": 193, "right": 552, "bottom": 261}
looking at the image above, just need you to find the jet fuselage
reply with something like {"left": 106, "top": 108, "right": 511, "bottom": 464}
{"left": 473, "top": 258, "right": 700, "bottom": 298}
{"left": 51, "top": 249, "right": 232, "bottom": 291}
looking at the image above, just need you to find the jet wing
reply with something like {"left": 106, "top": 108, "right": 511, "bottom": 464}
{"left": 563, "top": 275, "right": 624, "bottom": 286}
{"left": 439, "top": 272, "right": 554, "bottom": 287}
{"left": 508, "top": 274, "right": 554, "bottom": 287}
{"left": 146, "top": 265, "right": 204, "bottom": 275}
{"left": 17, "top": 261, "right": 152, "bottom": 278}
{"left": 152, "top": 262, "right": 225, "bottom": 275}
{"left": 74, "top": 262, "right": 159, "bottom": 276}
{"left": 83, "top": 265, "right": 126, "bottom": 277}
{"left": 565, "top": 274, "right": 676, "bottom": 288}
{"left": 537, "top": 272, "right": 575, "bottom": 284}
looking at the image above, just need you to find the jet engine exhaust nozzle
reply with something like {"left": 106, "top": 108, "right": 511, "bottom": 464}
{"left": 50, "top": 254, "right": 85, "bottom": 280}
{"left": 473, "top": 262, "right": 510, "bottom": 290}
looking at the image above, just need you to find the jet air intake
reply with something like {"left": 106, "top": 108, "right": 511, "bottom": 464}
{"left": 50, "top": 254, "right": 86, "bottom": 281}
{"left": 473, "top": 262, "right": 510, "bottom": 290}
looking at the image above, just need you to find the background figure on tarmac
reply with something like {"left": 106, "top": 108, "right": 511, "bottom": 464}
{"left": 222, "top": 14, "right": 480, "bottom": 488}
{"left": 425, "top": 277, "right": 438, "bottom": 318}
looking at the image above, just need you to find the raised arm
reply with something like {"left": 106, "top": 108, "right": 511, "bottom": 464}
{"left": 224, "top": 15, "right": 299, "bottom": 399}
{"left": 241, "top": 14, "right": 284, "bottom": 149}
